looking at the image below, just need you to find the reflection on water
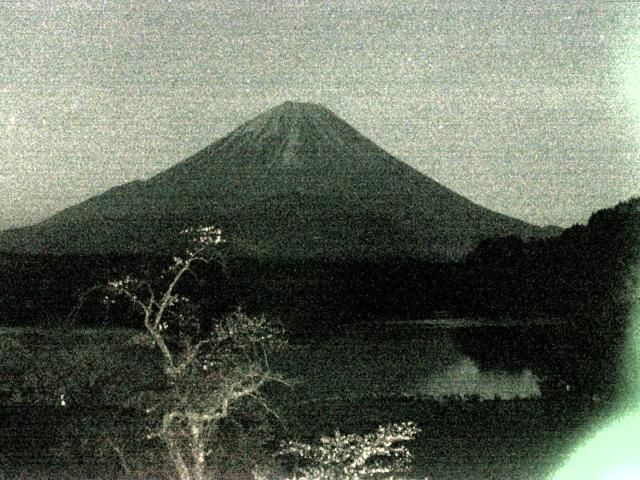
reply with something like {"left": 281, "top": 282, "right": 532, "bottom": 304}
{"left": 280, "top": 327, "right": 542, "bottom": 400}
{"left": 421, "top": 356, "right": 541, "bottom": 400}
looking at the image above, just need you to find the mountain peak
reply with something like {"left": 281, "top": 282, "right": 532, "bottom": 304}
{"left": 213, "top": 100, "right": 365, "bottom": 170}
{"left": 247, "top": 100, "right": 335, "bottom": 128}
{"left": 273, "top": 100, "right": 327, "bottom": 112}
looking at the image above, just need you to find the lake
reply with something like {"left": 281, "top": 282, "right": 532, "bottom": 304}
{"left": 276, "top": 319, "right": 573, "bottom": 402}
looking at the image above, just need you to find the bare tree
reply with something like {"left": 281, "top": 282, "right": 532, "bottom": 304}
{"left": 107, "top": 226, "right": 287, "bottom": 480}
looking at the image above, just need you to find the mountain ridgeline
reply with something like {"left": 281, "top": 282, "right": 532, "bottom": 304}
{"left": 0, "top": 102, "right": 557, "bottom": 260}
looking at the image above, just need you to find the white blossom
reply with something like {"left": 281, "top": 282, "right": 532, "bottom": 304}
{"left": 279, "top": 422, "right": 421, "bottom": 480}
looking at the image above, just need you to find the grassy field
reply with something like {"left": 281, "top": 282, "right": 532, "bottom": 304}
{"left": 0, "top": 327, "right": 164, "bottom": 407}
{"left": 0, "top": 326, "right": 610, "bottom": 479}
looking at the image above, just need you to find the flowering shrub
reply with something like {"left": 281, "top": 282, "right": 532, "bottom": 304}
{"left": 277, "top": 422, "right": 421, "bottom": 480}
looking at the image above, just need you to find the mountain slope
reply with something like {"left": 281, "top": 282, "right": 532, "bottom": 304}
{"left": 0, "top": 101, "right": 559, "bottom": 260}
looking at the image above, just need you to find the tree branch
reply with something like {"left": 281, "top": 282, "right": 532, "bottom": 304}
{"left": 117, "top": 286, "right": 150, "bottom": 317}
{"left": 106, "top": 438, "right": 133, "bottom": 478}
{"left": 175, "top": 336, "right": 217, "bottom": 374}
{"left": 66, "top": 284, "right": 105, "bottom": 325}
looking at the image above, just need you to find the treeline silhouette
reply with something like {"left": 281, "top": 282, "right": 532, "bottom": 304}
{"left": 462, "top": 197, "right": 638, "bottom": 319}
{"left": 2, "top": 198, "right": 636, "bottom": 328}
{"left": 455, "top": 197, "right": 639, "bottom": 397}
{"left": 0, "top": 252, "right": 464, "bottom": 331}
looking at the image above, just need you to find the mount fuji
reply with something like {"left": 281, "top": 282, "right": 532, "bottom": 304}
{"left": 0, "top": 101, "right": 558, "bottom": 260}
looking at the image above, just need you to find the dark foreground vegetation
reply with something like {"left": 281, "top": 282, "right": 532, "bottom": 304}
{"left": 0, "top": 395, "right": 611, "bottom": 480}
{"left": 0, "top": 321, "right": 617, "bottom": 479}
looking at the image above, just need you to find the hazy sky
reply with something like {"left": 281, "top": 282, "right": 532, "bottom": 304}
{"left": 1, "top": 0, "right": 639, "bottom": 230}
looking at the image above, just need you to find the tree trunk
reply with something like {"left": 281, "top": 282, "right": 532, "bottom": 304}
{"left": 190, "top": 416, "right": 207, "bottom": 480}
{"left": 161, "top": 412, "right": 192, "bottom": 480}
{"left": 164, "top": 437, "right": 192, "bottom": 480}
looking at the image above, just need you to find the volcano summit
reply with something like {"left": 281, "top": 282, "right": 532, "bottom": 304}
{"left": 0, "top": 102, "right": 556, "bottom": 260}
